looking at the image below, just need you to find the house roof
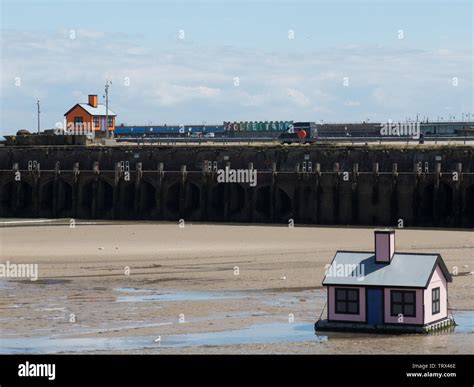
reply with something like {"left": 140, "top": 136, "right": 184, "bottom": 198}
{"left": 322, "top": 251, "right": 452, "bottom": 288}
{"left": 64, "top": 103, "right": 116, "bottom": 117}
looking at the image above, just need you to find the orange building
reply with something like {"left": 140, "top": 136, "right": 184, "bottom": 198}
{"left": 64, "top": 94, "right": 116, "bottom": 134}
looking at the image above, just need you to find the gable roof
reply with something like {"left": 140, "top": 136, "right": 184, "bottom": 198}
{"left": 322, "top": 251, "right": 452, "bottom": 288}
{"left": 64, "top": 103, "right": 116, "bottom": 117}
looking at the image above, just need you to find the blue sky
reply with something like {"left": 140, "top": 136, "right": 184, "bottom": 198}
{"left": 0, "top": 0, "right": 472, "bottom": 135}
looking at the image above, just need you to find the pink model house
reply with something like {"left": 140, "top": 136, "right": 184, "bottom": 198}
{"left": 315, "top": 229, "right": 454, "bottom": 333}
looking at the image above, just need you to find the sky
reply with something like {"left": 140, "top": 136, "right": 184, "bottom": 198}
{"left": 0, "top": 0, "right": 472, "bottom": 136}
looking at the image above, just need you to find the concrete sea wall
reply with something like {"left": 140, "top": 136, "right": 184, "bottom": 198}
{"left": 0, "top": 145, "right": 473, "bottom": 227}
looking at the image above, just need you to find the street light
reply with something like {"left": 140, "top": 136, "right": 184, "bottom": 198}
{"left": 36, "top": 100, "right": 40, "bottom": 134}
{"left": 104, "top": 80, "right": 112, "bottom": 139}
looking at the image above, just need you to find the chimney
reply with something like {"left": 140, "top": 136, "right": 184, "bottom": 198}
{"left": 374, "top": 229, "right": 395, "bottom": 264}
{"left": 88, "top": 94, "right": 98, "bottom": 108}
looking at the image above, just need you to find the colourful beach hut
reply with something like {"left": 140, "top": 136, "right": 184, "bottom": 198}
{"left": 315, "top": 229, "right": 454, "bottom": 333}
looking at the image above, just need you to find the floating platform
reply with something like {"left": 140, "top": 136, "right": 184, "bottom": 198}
{"left": 314, "top": 317, "right": 455, "bottom": 334}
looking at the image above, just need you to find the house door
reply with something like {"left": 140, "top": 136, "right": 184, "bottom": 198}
{"left": 101, "top": 117, "right": 106, "bottom": 132}
{"left": 367, "top": 288, "right": 383, "bottom": 325}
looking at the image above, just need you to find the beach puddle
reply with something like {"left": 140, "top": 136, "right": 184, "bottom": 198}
{"left": 1, "top": 283, "right": 471, "bottom": 354}
{"left": 262, "top": 289, "right": 325, "bottom": 307}
{"left": 1, "top": 312, "right": 471, "bottom": 354}
{"left": 453, "top": 311, "right": 474, "bottom": 333}
{"left": 160, "top": 322, "right": 327, "bottom": 348}
{"left": 0, "top": 322, "right": 326, "bottom": 354}
{"left": 115, "top": 287, "right": 245, "bottom": 303}
{"left": 114, "top": 287, "right": 323, "bottom": 305}
{"left": 0, "top": 336, "right": 157, "bottom": 354}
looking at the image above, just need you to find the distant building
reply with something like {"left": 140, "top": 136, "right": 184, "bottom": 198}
{"left": 315, "top": 229, "right": 454, "bottom": 333}
{"left": 64, "top": 94, "right": 116, "bottom": 134}
{"left": 421, "top": 121, "right": 474, "bottom": 136}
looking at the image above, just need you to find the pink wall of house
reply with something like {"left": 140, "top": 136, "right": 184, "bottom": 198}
{"left": 328, "top": 286, "right": 366, "bottom": 322}
{"left": 375, "top": 232, "right": 394, "bottom": 263}
{"left": 424, "top": 265, "right": 448, "bottom": 324}
{"left": 390, "top": 234, "right": 395, "bottom": 259}
{"left": 384, "top": 288, "right": 424, "bottom": 325}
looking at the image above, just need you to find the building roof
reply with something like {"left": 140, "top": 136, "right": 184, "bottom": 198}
{"left": 322, "top": 251, "right": 452, "bottom": 288}
{"left": 64, "top": 103, "right": 116, "bottom": 117}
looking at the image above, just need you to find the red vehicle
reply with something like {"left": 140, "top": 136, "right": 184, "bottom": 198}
{"left": 278, "top": 122, "right": 318, "bottom": 144}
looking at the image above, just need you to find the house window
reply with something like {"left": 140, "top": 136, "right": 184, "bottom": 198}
{"left": 335, "top": 288, "right": 359, "bottom": 314}
{"left": 74, "top": 117, "right": 83, "bottom": 129}
{"left": 107, "top": 117, "right": 113, "bottom": 128}
{"left": 93, "top": 117, "right": 99, "bottom": 127}
{"left": 432, "top": 287, "right": 440, "bottom": 315}
{"left": 391, "top": 290, "right": 416, "bottom": 317}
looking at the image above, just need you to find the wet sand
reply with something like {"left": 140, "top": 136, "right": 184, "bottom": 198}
{"left": 0, "top": 222, "right": 473, "bottom": 354}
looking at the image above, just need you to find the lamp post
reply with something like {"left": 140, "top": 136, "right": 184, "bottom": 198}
{"left": 104, "top": 80, "right": 112, "bottom": 139}
{"left": 36, "top": 100, "right": 40, "bottom": 134}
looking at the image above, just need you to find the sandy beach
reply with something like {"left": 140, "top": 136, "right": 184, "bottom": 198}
{"left": 0, "top": 222, "right": 472, "bottom": 354}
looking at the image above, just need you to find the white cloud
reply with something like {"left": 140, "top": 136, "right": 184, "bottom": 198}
{"left": 153, "top": 85, "right": 221, "bottom": 106}
{"left": 344, "top": 100, "right": 361, "bottom": 107}
{"left": 0, "top": 29, "right": 472, "bottom": 134}
{"left": 286, "top": 88, "right": 311, "bottom": 107}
